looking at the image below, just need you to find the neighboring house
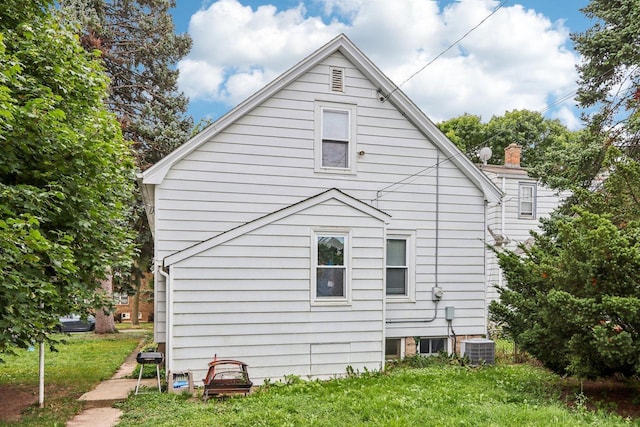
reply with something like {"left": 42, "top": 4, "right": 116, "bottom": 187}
{"left": 480, "top": 143, "right": 566, "bottom": 303}
{"left": 114, "top": 275, "right": 154, "bottom": 322}
{"left": 140, "top": 34, "right": 501, "bottom": 385}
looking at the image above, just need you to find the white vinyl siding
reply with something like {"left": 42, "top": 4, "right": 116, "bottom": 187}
{"left": 483, "top": 170, "right": 568, "bottom": 303}
{"left": 152, "top": 51, "right": 492, "bottom": 377}
{"left": 168, "top": 198, "right": 386, "bottom": 384}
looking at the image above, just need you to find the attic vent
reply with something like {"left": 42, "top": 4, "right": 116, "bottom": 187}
{"left": 330, "top": 67, "right": 344, "bottom": 93}
{"left": 461, "top": 339, "right": 495, "bottom": 365}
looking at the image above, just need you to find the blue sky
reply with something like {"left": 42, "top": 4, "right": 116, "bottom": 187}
{"left": 170, "top": 0, "right": 592, "bottom": 129}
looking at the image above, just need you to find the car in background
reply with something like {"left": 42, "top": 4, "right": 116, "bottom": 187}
{"left": 57, "top": 314, "right": 96, "bottom": 332}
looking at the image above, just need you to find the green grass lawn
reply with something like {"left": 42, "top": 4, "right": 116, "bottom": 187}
{"left": 2, "top": 332, "right": 637, "bottom": 426}
{"left": 0, "top": 330, "right": 150, "bottom": 426}
{"left": 117, "top": 359, "right": 636, "bottom": 427}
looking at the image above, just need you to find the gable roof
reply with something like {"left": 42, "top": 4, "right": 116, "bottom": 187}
{"left": 163, "top": 188, "right": 391, "bottom": 267}
{"left": 141, "top": 34, "right": 501, "bottom": 203}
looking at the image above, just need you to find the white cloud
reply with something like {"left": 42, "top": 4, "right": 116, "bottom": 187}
{"left": 553, "top": 106, "right": 582, "bottom": 131}
{"left": 177, "top": 59, "right": 225, "bottom": 101}
{"left": 179, "top": 0, "right": 580, "bottom": 128}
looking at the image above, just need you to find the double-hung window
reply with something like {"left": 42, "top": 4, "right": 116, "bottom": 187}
{"left": 312, "top": 230, "right": 350, "bottom": 304}
{"left": 518, "top": 182, "right": 536, "bottom": 218}
{"left": 315, "top": 102, "right": 356, "bottom": 173}
{"left": 322, "top": 109, "right": 349, "bottom": 168}
{"left": 386, "top": 233, "right": 415, "bottom": 299}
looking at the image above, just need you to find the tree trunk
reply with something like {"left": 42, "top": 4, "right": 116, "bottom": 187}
{"left": 95, "top": 275, "right": 116, "bottom": 334}
{"left": 132, "top": 286, "right": 140, "bottom": 326}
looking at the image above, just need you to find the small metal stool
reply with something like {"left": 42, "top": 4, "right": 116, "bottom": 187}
{"left": 135, "top": 351, "right": 164, "bottom": 394}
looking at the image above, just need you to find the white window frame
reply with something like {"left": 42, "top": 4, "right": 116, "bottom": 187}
{"left": 385, "top": 337, "right": 405, "bottom": 360}
{"left": 385, "top": 232, "right": 416, "bottom": 302}
{"left": 418, "top": 337, "right": 448, "bottom": 356}
{"left": 311, "top": 229, "right": 352, "bottom": 306}
{"left": 518, "top": 182, "right": 536, "bottom": 218}
{"left": 314, "top": 101, "right": 357, "bottom": 174}
{"left": 114, "top": 292, "right": 129, "bottom": 305}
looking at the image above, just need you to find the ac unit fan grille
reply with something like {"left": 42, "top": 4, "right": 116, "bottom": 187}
{"left": 461, "top": 339, "right": 495, "bottom": 365}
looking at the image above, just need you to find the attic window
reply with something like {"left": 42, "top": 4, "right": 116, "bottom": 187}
{"left": 330, "top": 67, "right": 344, "bottom": 93}
{"left": 314, "top": 101, "right": 357, "bottom": 174}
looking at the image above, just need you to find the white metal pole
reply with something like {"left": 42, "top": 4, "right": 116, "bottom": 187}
{"left": 39, "top": 342, "right": 45, "bottom": 408}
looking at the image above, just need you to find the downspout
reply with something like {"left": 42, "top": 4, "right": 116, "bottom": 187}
{"left": 381, "top": 221, "right": 388, "bottom": 370}
{"left": 158, "top": 263, "right": 172, "bottom": 377}
{"left": 435, "top": 151, "right": 439, "bottom": 297}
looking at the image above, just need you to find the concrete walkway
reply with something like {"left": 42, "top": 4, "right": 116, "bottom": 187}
{"left": 66, "top": 336, "right": 161, "bottom": 427}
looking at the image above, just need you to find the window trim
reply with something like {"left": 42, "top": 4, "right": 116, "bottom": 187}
{"left": 418, "top": 337, "right": 449, "bottom": 356}
{"left": 385, "top": 337, "right": 405, "bottom": 360}
{"left": 311, "top": 229, "right": 352, "bottom": 306}
{"left": 314, "top": 101, "right": 357, "bottom": 175}
{"left": 114, "top": 292, "right": 129, "bottom": 305}
{"left": 518, "top": 182, "right": 536, "bottom": 218}
{"left": 385, "top": 232, "right": 416, "bottom": 302}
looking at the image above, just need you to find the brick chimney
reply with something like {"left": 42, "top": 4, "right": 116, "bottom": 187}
{"left": 504, "top": 143, "right": 521, "bottom": 168}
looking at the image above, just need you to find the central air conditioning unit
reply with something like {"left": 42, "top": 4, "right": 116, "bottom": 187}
{"left": 461, "top": 338, "right": 495, "bottom": 365}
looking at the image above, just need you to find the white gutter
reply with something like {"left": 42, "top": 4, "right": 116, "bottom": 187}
{"left": 157, "top": 264, "right": 172, "bottom": 376}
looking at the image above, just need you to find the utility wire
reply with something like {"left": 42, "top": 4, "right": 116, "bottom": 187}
{"left": 383, "top": 0, "right": 509, "bottom": 101}
{"left": 375, "top": 60, "right": 637, "bottom": 201}
{"left": 376, "top": 103, "right": 568, "bottom": 200}
{"left": 375, "top": 1, "right": 640, "bottom": 202}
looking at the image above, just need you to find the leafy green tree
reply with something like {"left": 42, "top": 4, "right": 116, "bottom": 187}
{"left": 437, "top": 113, "right": 486, "bottom": 156}
{"left": 485, "top": 110, "right": 578, "bottom": 168}
{"left": 0, "top": 0, "right": 135, "bottom": 354}
{"left": 524, "top": 129, "right": 605, "bottom": 190}
{"left": 60, "top": 0, "right": 193, "bottom": 325}
{"left": 437, "top": 110, "right": 578, "bottom": 168}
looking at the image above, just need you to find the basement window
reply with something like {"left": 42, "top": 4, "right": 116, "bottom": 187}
{"left": 419, "top": 337, "right": 447, "bottom": 355}
{"left": 385, "top": 338, "right": 403, "bottom": 359}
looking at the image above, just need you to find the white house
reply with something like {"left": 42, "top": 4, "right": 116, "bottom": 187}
{"left": 140, "top": 34, "right": 501, "bottom": 385}
{"left": 481, "top": 143, "right": 566, "bottom": 303}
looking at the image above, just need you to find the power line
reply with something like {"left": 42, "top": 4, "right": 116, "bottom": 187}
{"left": 383, "top": 0, "right": 509, "bottom": 101}
{"left": 374, "top": 88, "right": 579, "bottom": 200}
{"left": 374, "top": 59, "right": 633, "bottom": 201}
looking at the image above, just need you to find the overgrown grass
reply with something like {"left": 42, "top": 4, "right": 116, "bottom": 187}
{"left": 116, "top": 321, "right": 154, "bottom": 331}
{"left": 0, "top": 330, "right": 149, "bottom": 426}
{"left": 118, "top": 360, "right": 634, "bottom": 427}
